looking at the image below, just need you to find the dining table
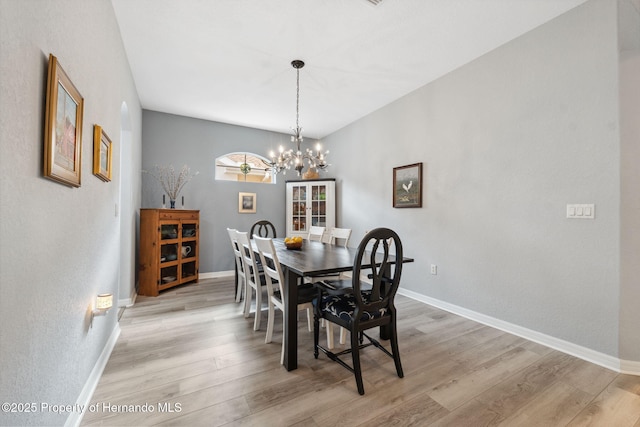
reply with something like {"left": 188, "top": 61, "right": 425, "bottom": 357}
{"left": 264, "top": 237, "right": 414, "bottom": 371}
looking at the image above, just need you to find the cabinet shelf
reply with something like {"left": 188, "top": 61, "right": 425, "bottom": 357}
{"left": 140, "top": 209, "right": 200, "bottom": 296}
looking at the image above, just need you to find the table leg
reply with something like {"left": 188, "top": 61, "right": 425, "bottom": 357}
{"left": 283, "top": 268, "right": 300, "bottom": 371}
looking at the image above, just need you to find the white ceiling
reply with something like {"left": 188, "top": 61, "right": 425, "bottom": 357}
{"left": 111, "top": 0, "right": 591, "bottom": 139}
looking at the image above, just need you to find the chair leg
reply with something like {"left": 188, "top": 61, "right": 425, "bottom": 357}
{"left": 326, "top": 321, "right": 334, "bottom": 350}
{"left": 234, "top": 269, "right": 242, "bottom": 302}
{"left": 265, "top": 300, "right": 275, "bottom": 344}
{"left": 280, "top": 314, "right": 285, "bottom": 365}
{"left": 389, "top": 321, "right": 404, "bottom": 378}
{"left": 339, "top": 327, "right": 347, "bottom": 345}
{"left": 350, "top": 327, "right": 365, "bottom": 395}
{"left": 235, "top": 282, "right": 242, "bottom": 303}
{"left": 243, "top": 283, "right": 251, "bottom": 318}
{"left": 253, "top": 285, "right": 262, "bottom": 331}
{"left": 306, "top": 307, "right": 312, "bottom": 332}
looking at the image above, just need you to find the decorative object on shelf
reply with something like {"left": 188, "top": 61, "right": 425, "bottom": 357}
{"left": 44, "top": 54, "right": 84, "bottom": 187}
{"left": 143, "top": 164, "right": 199, "bottom": 209}
{"left": 239, "top": 192, "right": 257, "bottom": 214}
{"left": 93, "top": 125, "right": 113, "bottom": 182}
{"left": 90, "top": 293, "right": 113, "bottom": 328}
{"left": 263, "top": 60, "right": 329, "bottom": 177}
{"left": 393, "top": 162, "right": 423, "bottom": 208}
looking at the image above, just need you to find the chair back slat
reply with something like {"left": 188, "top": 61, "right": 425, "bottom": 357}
{"left": 329, "top": 227, "right": 352, "bottom": 247}
{"left": 352, "top": 228, "right": 403, "bottom": 315}
{"left": 227, "top": 228, "right": 244, "bottom": 276}
{"left": 254, "top": 236, "right": 284, "bottom": 301}
{"left": 250, "top": 220, "right": 277, "bottom": 238}
{"left": 308, "top": 226, "right": 326, "bottom": 242}
{"left": 236, "top": 231, "right": 260, "bottom": 286}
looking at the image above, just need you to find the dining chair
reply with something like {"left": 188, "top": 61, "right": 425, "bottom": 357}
{"left": 236, "top": 231, "right": 265, "bottom": 331}
{"left": 313, "top": 227, "right": 404, "bottom": 395}
{"left": 254, "top": 235, "right": 315, "bottom": 365}
{"left": 250, "top": 220, "right": 277, "bottom": 238}
{"left": 226, "top": 228, "right": 244, "bottom": 303}
{"left": 308, "top": 225, "right": 326, "bottom": 242}
{"left": 325, "top": 227, "right": 353, "bottom": 346}
{"left": 329, "top": 227, "right": 352, "bottom": 247}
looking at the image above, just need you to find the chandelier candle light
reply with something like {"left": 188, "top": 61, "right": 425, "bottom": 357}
{"left": 143, "top": 164, "right": 199, "bottom": 209}
{"left": 265, "top": 60, "right": 329, "bottom": 177}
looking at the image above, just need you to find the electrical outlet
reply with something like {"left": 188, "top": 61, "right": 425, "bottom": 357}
{"left": 430, "top": 264, "right": 437, "bottom": 275}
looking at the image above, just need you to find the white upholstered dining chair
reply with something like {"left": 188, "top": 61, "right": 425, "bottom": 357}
{"left": 253, "top": 236, "right": 315, "bottom": 364}
{"left": 308, "top": 226, "right": 326, "bottom": 242}
{"left": 226, "top": 228, "right": 244, "bottom": 303}
{"left": 235, "top": 230, "right": 265, "bottom": 331}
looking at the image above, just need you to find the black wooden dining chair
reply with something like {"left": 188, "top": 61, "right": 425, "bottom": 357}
{"left": 250, "top": 220, "right": 277, "bottom": 238}
{"left": 312, "top": 227, "right": 404, "bottom": 395}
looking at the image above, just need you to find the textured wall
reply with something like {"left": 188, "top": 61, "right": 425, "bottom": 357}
{"left": 0, "top": 0, "right": 142, "bottom": 425}
{"left": 325, "top": 0, "right": 626, "bottom": 357}
{"left": 619, "top": 44, "right": 640, "bottom": 362}
{"left": 141, "top": 111, "right": 300, "bottom": 273}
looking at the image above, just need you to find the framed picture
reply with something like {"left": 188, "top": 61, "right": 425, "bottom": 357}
{"left": 393, "top": 162, "right": 423, "bottom": 208}
{"left": 43, "top": 54, "right": 84, "bottom": 187}
{"left": 239, "top": 192, "right": 256, "bottom": 213}
{"left": 93, "top": 125, "right": 113, "bottom": 182}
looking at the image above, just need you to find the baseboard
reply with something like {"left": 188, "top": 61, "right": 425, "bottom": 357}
{"left": 398, "top": 287, "right": 640, "bottom": 376}
{"left": 117, "top": 287, "right": 137, "bottom": 308}
{"left": 620, "top": 359, "right": 640, "bottom": 375}
{"left": 199, "top": 270, "right": 234, "bottom": 279}
{"left": 65, "top": 323, "right": 121, "bottom": 427}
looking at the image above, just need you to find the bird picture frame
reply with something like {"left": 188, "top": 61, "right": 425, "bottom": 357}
{"left": 393, "top": 162, "right": 422, "bottom": 208}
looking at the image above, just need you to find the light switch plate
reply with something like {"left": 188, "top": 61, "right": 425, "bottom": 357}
{"left": 567, "top": 204, "right": 595, "bottom": 219}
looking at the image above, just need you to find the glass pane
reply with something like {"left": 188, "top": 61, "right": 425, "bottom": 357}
{"left": 161, "top": 225, "right": 178, "bottom": 240}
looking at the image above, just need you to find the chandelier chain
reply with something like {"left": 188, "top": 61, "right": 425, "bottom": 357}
{"left": 296, "top": 66, "right": 300, "bottom": 132}
{"left": 263, "top": 59, "right": 330, "bottom": 177}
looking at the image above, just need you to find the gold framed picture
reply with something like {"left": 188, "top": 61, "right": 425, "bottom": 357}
{"left": 44, "top": 54, "right": 84, "bottom": 187}
{"left": 93, "top": 125, "right": 112, "bottom": 182}
{"left": 393, "top": 162, "right": 423, "bottom": 208}
{"left": 239, "top": 192, "right": 256, "bottom": 213}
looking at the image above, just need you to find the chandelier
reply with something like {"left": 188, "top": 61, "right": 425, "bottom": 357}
{"left": 265, "top": 60, "right": 329, "bottom": 177}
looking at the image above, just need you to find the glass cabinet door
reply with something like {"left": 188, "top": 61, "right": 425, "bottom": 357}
{"left": 310, "top": 184, "right": 327, "bottom": 227}
{"left": 290, "top": 184, "right": 307, "bottom": 232}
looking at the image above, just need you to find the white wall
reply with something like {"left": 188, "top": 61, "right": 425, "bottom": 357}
{"left": 325, "top": 0, "right": 632, "bottom": 360}
{"left": 0, "top": 1, "right": 142, "bottom": 425}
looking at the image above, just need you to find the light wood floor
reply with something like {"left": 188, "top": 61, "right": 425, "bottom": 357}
{"left": 83, "top": 277, "right": 640, "bottom": 426}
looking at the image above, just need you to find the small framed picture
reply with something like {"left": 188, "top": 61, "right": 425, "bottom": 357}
{"left": 43, "top": 54, "right": 84, "bottom": 187}
{"left": 93, "top": 125, "right": 113, "bottom": 182}
{"left": 393, "top": 162, "right": 423, "bottom": 208}
{"left": 239, "top": 192, "right": 256, "bottom": 213}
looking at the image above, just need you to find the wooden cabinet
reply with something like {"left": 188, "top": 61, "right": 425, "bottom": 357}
{"left": 139, "top": 209, "right": 199, "bottom": 296}
{"left": 286, "top": 179, "right": 335, "bottom": 240}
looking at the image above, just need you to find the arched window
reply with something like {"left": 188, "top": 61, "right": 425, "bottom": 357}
{"left": 215, "top": 152, "right": 275, "bottom": 184}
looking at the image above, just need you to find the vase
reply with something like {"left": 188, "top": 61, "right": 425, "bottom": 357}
{"left": 170, "top": 199, "right": 176, "bottom": 209}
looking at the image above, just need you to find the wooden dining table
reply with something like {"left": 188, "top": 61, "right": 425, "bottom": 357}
{"left": 265, "top": 238, "right": 414, "bottom": 371}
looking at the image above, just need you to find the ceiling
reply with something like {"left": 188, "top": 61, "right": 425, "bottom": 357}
{"left": 111, "top": 0, "right": 595, "bottom": 139}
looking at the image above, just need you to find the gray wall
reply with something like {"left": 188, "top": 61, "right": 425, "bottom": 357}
{"left": 325, "top": 0, "right": 630, "bottom": 359}
{"left": 141, "top": 111, "right": 301, "bottom": 273}
{"left": 619, "top": 4, "right": 640, "bottom": 361}
{"left": 0, "top": 0, "right": 142, "bottom": 425}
